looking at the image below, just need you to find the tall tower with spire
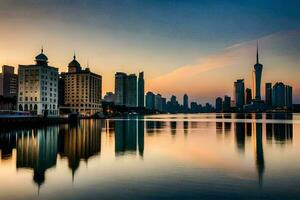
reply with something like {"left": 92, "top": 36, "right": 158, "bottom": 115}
{"left": 253, "top": 41, "right": 263, "bottom": 101}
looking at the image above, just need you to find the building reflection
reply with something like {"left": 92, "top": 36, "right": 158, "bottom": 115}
{"left": 114, "top": 118, "right": 144, "bottom": 157}
{"left": 170, "top": 121, "right": 177, "bottom": 135}
{"left": 227, "top": 113, "right": 293, "bottom": 189}
{"left": 0, "top": 132, "right": 16, "bottom": 160}
{"left": 58, "top": 120, "right": 102, "bottom": 179}
{"left": 16, "top": 127, "right": 58, "bottom": 188}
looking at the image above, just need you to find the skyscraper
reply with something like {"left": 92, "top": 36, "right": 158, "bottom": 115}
{"left": 0, "top": 65, "right": 18, "bottom": 98}
{"left": 126, "top": 74, "right": 137, "bottom": 107}
{"left": 265, "top": 83, "right": 272, "bottom": 106}
{"left": 272, "top": 82, "right": 293, "bottom": 109}
{"left": 215, "top": 97, "right": 222, "bottom": 112}
{"left": 234, "top": 79, "right": 245, "bottom": 109}
{"left": 138, "top": 72, "right": 145, "bottom": 107}
{"left": 253, "top": 41, "right": 263, "bottom": 101}
{"left": 223, "top": 95, "right": 231, "bottom": 112}
{"left": 245, "top": 88, "right": 252, "bottom": 104}
{"left": 145, "top": 91, "right": 155, "bottom": 110}
{"left": 115, "top": 72, "right": 127, "bottom": 106}
{"left": 183, "top": 94, "right": 189, "bottom": 112}
{"left": 155, "top": 94, "right": 163, "bottom": 111}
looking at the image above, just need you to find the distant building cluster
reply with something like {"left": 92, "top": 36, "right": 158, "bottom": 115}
{"left": 215, "top": 42, "right": 294, "bottom": 112}
{"left": 114, "top": 72, "right": 145, "bottom": 108}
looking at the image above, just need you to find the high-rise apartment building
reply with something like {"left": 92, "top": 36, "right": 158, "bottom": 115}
{"left": 126, "top": 74, "right": 137, "bottom": 107}
{"left": 138, "top": 72, "right": 145, "bottom": 107}
{"left": 0, "top": 65, "right": 18, "bottom": 98}
{"left": 234, "top": 79, "right": 245, "bottom": 109}
{"left": 265, "top": 83, "right": 272, "bottom": 106}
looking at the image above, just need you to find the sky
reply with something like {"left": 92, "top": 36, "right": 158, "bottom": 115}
{"left": 0, "top": 0, "right": 300, "bottom": 103}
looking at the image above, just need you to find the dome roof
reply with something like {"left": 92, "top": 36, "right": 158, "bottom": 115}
{"left": 68, "top": 55, "right": 81, "bottom": 68}
{"left": 35, "top": 48, "right": 48, "bottom": 62}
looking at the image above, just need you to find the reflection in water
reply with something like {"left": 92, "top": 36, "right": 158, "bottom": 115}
{"left": 254, "top": 122, "right": 265, "bottom": 188}
{"left": 115, "top": 118, "right": 144, "bottom": 157}
{"left": 0, "top": 114, "right": 297, "bottom": 199}
{"left": 0, "top": 132, "right": 16, "bottom": 160}
{"left": 58, "top": 120, "right": 102, "bottom": 179}
{"left": 16, "top": 127, "right": 58, "bottom": 188}
{"left": 235, "top": 123, "right": 245, "bottom": 153}
{"left": 170, "top": 121, "right": 177, "bottom": 135}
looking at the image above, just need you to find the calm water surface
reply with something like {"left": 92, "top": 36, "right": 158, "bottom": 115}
{"left": 0, "top": 113, "right": 300, "bottom": 200}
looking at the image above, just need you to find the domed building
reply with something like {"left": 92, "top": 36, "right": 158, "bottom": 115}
{"left": 18, "top": 48, "right": 59, "bottom": 116}
{"left": 60, "top": 54, "right": 102, "bottom": 117}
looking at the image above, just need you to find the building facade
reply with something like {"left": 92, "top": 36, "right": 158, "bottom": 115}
{"left": 234, "top": 79, "right": 245, "bottom": 109}
{"left": 145, "top": 91, "right": 155, "bottom": 110}
{"left": 61, "top": 55, "right": 102, "bottom": 116}
{"left": 183, "top": 94, "right": 189, "bottom": 112}
{"left": 245, "top": 88, "right": 252, "bottom": 104}
{"left": 265, "top": 83, "right": 272, "bottom": 106}
{"left": 215, "top": 97, "right": 222, "bottom": 112}
{"left": 18, "top": 49, "right": 59, "bottom": 116}
{"left": 272, "top": 82, "right": 293, "bottom": 109}
{"left": 126, "top": 74, "right": 137, "bottom": 107}
{"left": 115, "top": 72, "right": 127, "bottom": 106}
{"left": 138, "top": 72, "right": 145, "bottom": 107}
{"left": 0, "top": 65, "right": 18, "bottom": 98}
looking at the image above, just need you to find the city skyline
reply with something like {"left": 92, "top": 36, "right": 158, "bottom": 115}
{"left": 0, "top": 0, "right": 300, "bottom": 104}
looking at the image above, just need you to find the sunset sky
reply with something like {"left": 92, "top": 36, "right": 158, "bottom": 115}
{"left": 0, "top": 0, "right": 300, "bottom": 103}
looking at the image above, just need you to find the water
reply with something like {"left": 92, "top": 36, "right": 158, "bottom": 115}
{"left": 0, "top": 113, "right": 300, "bottom": 200}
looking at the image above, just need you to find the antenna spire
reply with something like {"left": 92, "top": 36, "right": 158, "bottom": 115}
{"left": 73, "top": 51, "right": 76, "bottom": 60}
{"left": 256, "top": 40, "right": 259, "bottom": 64}
{"left": 41, "top": 46, "right": 44, "bottom": 53}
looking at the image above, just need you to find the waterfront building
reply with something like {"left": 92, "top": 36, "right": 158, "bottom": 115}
{"left": 234, "top": 79, "right": 245, "bottom": 109}
{"left": 126, "top": 74, "right": 137, "bottom": 107}
{"left": 0, "top": 65, "right": 18, "bottom": 98}
{"left": 61, "top": 55, "right": 102, "bottom": 116}
{"left": 18, "top": 49, "right": 59, "bottom": 116}
{"left": 115, "top": 72, "right": 127, "bottom": 106}
{"left": 145, "top": 91, "right": 155, "bottom": 110}
{"left": 138, "top": 72, "right": 145, "bottom": 107}
{"left": 265, "top": 83, "right": 272, "bottom": 106}
{"left": 245, "top": 88, "right": 252, "bottom": 104}
{"left": 155, "top": 94, "right": 163, "bottom": 112}
{"left": 215, "top": 97, "right": 222, "bottom": 112}
{"left": 253, "top": 42, "right": 263, "bottom": 101}
{"left": 272, "top": 82, "right": 293, "bottom": 109}
{"left": 183, "top": 94, "right": 189, "bottom": 112}
{"left": 223, "top": 95, "right": 231, "bottom": 112}
{"left": 103, "top": 92, "right": 115, "bottom": 102}
{"left": 162, "top": 97, "right": 167, "bottom": 113}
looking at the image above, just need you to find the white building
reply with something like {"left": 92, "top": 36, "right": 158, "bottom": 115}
{"left": 18, "top": 49, "right": 59, "bottom": 116}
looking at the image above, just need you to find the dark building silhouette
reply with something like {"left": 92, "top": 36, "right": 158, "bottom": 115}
{"left": 145, "top": 91, "right": 155, "bottom": 110}
{"left": 183, "top": 94, "right": 189, "bottom": 113}
{"left": 223, "top": 96, "right": 231, "bottom": 112}
{"left": 245, "top": 88, "right": 252, "bottom": 105}
{"left": 234, "top": 79, "right": 245, "bottom": 110}
{"left": 115, "top": 72, "right": 127, "bottom": 106}
{"left": 265, "top": 83, "right": 272, "bottom": 106}
{"left": 0, "top": 65, "right": 18, "bottom": 98}
{"left": 272, "top": 82, "right": 293, "bottom": 109}
{"left": 253, "top": 42, "right": 263, "bottom": 102}
{"left": 215, "top": 97, "right": 222, "bottom": 112}
{"left": 126, "top": 74, "right": 137, "bottom": 107}
{"left": 138, "top": 72, "right": 145, "bottom": 108}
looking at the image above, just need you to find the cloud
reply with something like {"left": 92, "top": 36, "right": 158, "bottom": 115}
{"left": 148, "top": 29, "right": 300, "bottom": 103}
